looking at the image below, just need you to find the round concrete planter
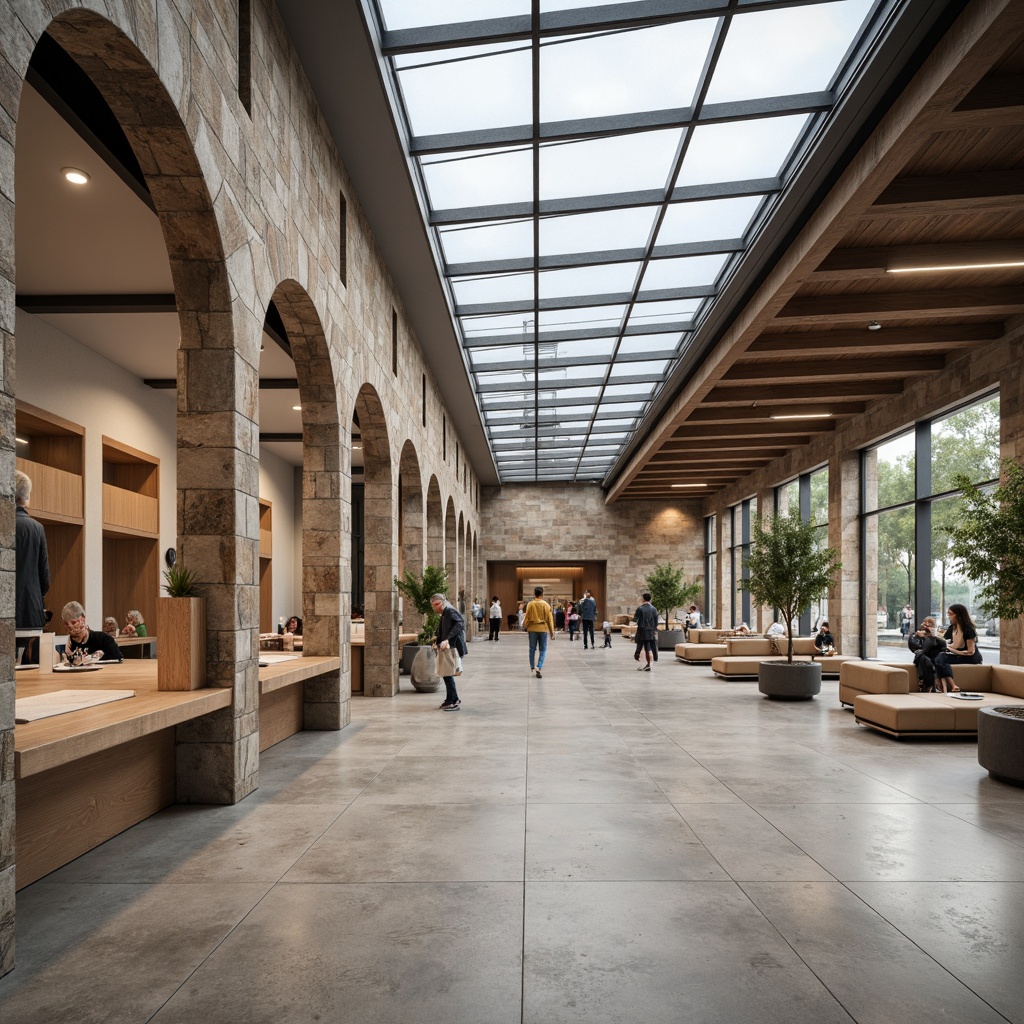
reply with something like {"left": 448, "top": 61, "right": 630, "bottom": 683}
{"left": 409, "top": 646, "right": 441, "bottom": 693}
{"left": 400, "top": 642, "right": 424, "bottom": 676}
{"left": 758, "top": 659, "right": 821, "bottom": 700}
{"left": 978, "top": 706, "right": 1024, "bottom": 787}
{"left": 657, "top": 629, "right": 686, "bottom": 651}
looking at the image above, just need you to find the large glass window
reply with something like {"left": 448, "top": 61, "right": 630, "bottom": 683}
{"left": 862, "top": 393, "right": 1000, "bottom": 661}
{"left": 705, "top": 514, "right": 717, "bottom": 628}
{"left": 729, "top": 499, "right": 753, "bottom": 629}
{"left": 774, "top": 469, "right": 828, "bottom": 632}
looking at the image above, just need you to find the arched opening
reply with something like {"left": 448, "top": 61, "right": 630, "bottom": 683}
{"left": 354, "top": 384, "right": 397, "bottom": 697}
{"left": 262, "top": 282, "right": 347, "bottom": 733}
{"left": 399, "top": 440, "right": 424, "bottom": 578}
{"left": 457, "top": 512, "right": 466, "bottom": 612}
{"left": 445, "top": 496, "right": 457, "bottom": 599}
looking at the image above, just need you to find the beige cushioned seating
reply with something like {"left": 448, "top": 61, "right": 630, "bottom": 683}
{"left": 674, "top": 628, "right": 733, "bottom": 663}
{"left": 843, "top": 662, "right": 1024, "bottom": 737}
{"left": 710, "top": 636, "right": 857, "bottom": 678}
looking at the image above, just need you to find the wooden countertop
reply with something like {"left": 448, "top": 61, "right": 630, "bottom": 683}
{"left": 14, "top": 662, "right": 231, "bottom": 779}
{"left": 350, "top": 632, "right": 419, "bottom": 648}
{"left": 259, "top": 655, "right": 342, "bottom": 694}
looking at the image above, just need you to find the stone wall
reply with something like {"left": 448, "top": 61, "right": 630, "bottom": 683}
{"left": 480, "top": 484, "right": 705, "bottom": 618}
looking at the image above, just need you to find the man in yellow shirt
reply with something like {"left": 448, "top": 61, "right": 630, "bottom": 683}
{"left": 524, "top": 586, "right": 555, "bottom": 678}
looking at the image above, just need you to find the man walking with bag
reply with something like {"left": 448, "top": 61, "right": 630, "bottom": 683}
{"left": 431, "top": 593, "right": 466, "bottom": 710}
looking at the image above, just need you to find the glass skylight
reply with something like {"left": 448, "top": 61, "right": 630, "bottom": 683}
{"left": 368, "top": 0, "right": 890, "bottom": 481}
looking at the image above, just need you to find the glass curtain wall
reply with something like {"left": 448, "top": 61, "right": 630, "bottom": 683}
{"left": 728, "top": 499, "right": 754, "bottom": 628}
{"left": 773, "top": 470, "right": 827, "bottom": 632}
{"left": 862, "top": 392, "right": 1000, "bottom": 660}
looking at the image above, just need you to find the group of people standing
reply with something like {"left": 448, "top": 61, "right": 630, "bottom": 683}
{"left": 909, "top": 603, "right": 983, "bottom": 692}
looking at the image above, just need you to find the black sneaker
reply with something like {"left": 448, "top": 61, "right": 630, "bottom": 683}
{"left": 536, "top": 669, "right": 542, "bottom": 678}
{"left": 438, "top": 700, "right": 452, "bottom": 709}
{"left": 643, "top": 665, "right": 652, "bottom": 672}
{"left": 443, "top": 700, "right": 461, "bottom": 711}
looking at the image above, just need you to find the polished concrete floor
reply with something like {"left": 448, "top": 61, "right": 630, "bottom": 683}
{"left": 3, "top": 633, "right": 1024, "bottom": 1023}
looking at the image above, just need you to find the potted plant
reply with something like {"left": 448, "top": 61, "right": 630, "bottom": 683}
{"left": 157, "top": 563, "right": 206, "bottom": 691}
{"left": 645, "top": 563, "right": 702, "bottom": 650}
{"left": 394, "top": 564, "right": 449, "bottom": 692}
{"left": 743, "top": 510, "right": 840, "bottom": 699}
{"left": 948, "top": 459, "right": 1024, "bottom": 785}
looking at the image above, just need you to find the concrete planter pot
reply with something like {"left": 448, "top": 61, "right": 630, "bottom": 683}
{"left": 409, "top": 645, "right": 441, "bottom": 693}
{"left": 657, "top": 628, "right": 686, "bottom": 651}
{"left": 978, "top": 706, "right": 1024, "bottom": 787}
{"left": 758, "top": 659, "right": 821, "bottom": 700}
{"left": 400, "top": 642, "right": 424, "bottom": 676}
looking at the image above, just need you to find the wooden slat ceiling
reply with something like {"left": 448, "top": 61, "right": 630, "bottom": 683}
{"left": 609, "top": 3, "right": 1024, "bottom": 502}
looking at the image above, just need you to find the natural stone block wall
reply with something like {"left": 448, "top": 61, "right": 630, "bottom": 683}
{"left": 480, "top": 484, "right": 704, "bottom": 618}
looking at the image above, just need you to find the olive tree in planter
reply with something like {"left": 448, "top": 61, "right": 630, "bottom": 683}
{"left": 645, "top": 563, "right": 702, "bottom": 650}
{"left": 949, "top": 460, "right": 1024, "bottom": 785}
{"left": 743, "top": 510, "right": 840, "bottom": 699}
{"left": 394, "top": 564, "right": 449, "bottom": 692}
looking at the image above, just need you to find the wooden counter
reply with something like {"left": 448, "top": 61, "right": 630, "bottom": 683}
{"left": 351, "top": 633, "right": 418, "bottom": 693}
{"left": 258, "top": 655, "right": 342, "bottom": 752}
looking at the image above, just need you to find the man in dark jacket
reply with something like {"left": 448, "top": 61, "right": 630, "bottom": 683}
{"left": 579, "top": 590, "right": 597, "bottom": 650}
{"left": 431, "top": 593, "right": 466, "bottom": 710}
{"left": 15, "top": 470, "right": 50, "bottom": 664}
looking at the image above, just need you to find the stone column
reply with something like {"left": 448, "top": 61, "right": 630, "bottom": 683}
{"left": 362, "top": 481, "right": 398, "bottom": 697}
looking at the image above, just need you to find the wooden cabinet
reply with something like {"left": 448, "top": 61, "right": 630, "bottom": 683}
{"left": 15, "top": 402, "right": 85, "bottom": 630}
{"left": 102, "top": 437, "right": 160, "bottom": 636}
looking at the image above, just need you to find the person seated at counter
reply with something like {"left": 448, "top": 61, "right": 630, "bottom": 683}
{"left": 122, "top": 609, "right": 148, "bottom": 636}
{"left": 285, "top": 615, "right": 302, "bottom": 635}
{"left": 62, "top": 601, "right": 123, "bottom": 663}
{"left": 102, "top": 616, "right": 119, "bottom": 637}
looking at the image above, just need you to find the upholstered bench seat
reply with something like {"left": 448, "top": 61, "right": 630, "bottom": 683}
{"left": 710, "top": 636, "right": 857, "bottom": 679}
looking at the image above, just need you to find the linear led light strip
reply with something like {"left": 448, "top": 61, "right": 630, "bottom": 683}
{"left": 672, "top": 483, "right": 708, "bottom": 488}
{"left": 888, "top": 260, "right": 1024, "bottom": 273}
{"left": 770, "top": 413, "right": 833, "bottom": 420}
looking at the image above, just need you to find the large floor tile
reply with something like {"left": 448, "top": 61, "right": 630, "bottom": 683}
{"left": 743, "top": 882, "right": 1011, "bottom": 1024}
{"left": 356, "top": 753, "right": 527, "bottom": 804}
{"left": 284, "top": 802, "right": 526, "bottom": 882}
{"left": 0, "top": 882, "right": 271, "bottom": 1023}
{"left": 526, "top": 752, "right": 669, "bottom": 803}
{"left": 525, "top": 803, "right": 726, "bottom": 881}
{"left": 523, "top": 881, "right": 855, "bottom": 1024}
{"left": 150, "top": 883, "right": 523, "bottom": 1024}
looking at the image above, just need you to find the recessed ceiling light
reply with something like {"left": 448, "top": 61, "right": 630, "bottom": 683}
{"left": 888, "top": 260, "right": 1024, "bottom": 273}
{"left": 771, "top": 413, "right": 833, "bottom": 420}
{"left": 62, "top": 167, "right": 90, "bottom": 185}
{"left": 867, "top": 321, "right": 881, "bottom": 331}
{"left": 672, "top": 483, "right": 708, "bottom": 488}
{"left": 292, "top": 405, "right": 302, "bottom": 411}
{"left": 352, "top": 443, "right": 363, "bottom": 450}
{"left": 15, "top": 436, "right": 28, "bottom": 444}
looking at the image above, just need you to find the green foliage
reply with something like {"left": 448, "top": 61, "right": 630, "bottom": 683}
{"left": 743, "top": 510, "right": 841, "bottom": 662}
{"left": 644, "top": 563, "right": 701, "bottom": 628}
{"left": 394, "top": 564, "right": 449, "bottom": 645}
{"left": 947, "top": 459, "right": 1024, "bottom": 621}
{"left": 163, "top": 563, "right": 200, "bottom": 598}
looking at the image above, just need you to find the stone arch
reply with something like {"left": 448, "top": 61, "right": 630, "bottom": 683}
{"left": 354, "top": 383, "right": 397, "bottom": 697}
{"left": 266, "top": 281, "right": 347, "bottom": 729}
{"left": 457, "top": 511, "right": 466, "bottom": 607}
{"left": 3, "top": 12, "right": 249, "bottom": 813}
{"left": 399, "top": 440, "right": 424, "bottom": 578}
{"left": 445, "top": 496, "right": 457, "bottom": 598}
{"left": 426, "top": 475, "right": 443, "bottom": 569}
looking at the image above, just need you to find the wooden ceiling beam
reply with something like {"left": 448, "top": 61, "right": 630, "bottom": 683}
{"left": 746, "top": 322, "right": 1002, "bottom": 356}
{"left": 683, "top": 403, "right": 864, "bottom": 423}
{"left": 651, "top": 444, "right": 791, "bottom": 459}
{"left": 813, "top": 241, "right": 1024, "bottom": 280}
{"left": 703, "top": 380, "right": 905, "bottom": 404}
{"left": 669, "top": 422, "right": 832, "bottom": 441}
{"left": 946, "top": 74, "right": 1024, "bottom": 128}
{"left": 775, "top": 287, "right": 1024, "bottom": 325}
{"left": 723, "top": 355, "right": 945, "bottom": 380}
{"left": 864, "top": 170, "right": 1024, "bottom": 219}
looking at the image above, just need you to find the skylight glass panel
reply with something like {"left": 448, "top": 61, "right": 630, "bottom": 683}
{"left": 704, "top": 0, "right": 873, "bottom": 105}
{"left": 542, "top": 337, "right": 617, "bottom": 360}
{"left": 396, "top": 44, "right": 532, "bottom": 136}
{"left": 379, "top": 0, "right": 527, "bottom": 30}
{"left": 461, "top": 312, "right": 536, "bottom": 339}
{"left": 470, "top": 344, "right": 531, "bottom": 367}
{"left": 540, "top": 129, "right": 682, "bottom": 201}
{"left": 539, "top": 21, "right": 714, "bottom": 122}
{"left": 538, "top": 304, "right": 627, "bottom": 329}
{"left": 610, "top": 360, "right": 670, "bottom": 379}
{"left": 421, "top": 146, "right": 533, "bottom": 209}
{"left": 439, "top": 219, "right": 533, "bottom": 265}
{"left": 538, "top": 263, "right": 640, "bottom": 300}
{"left": 615, "top": 332, "right": 682, "bottom": 357}
{"left": 640, "top": 254, "right": 729, "bottom": 292}
{"left": 603, "top": 382, "right": 655, "bottom": 399}
{"left": 539, "top": 207, "right": 658, "bottom": 256}
{"left": 657, "top": 195, "right": 764, "bottom": 246}
{"left": 677, "top": 115, "right": 810, "bottom": 186}
{"left": 628, "top": 298, "right": 701, "bottom": 328}
{"left": 452, "top": 273, "right": 533, "bottom": 307}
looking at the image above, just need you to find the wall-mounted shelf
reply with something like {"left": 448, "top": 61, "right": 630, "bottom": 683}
{"left": 259, "top": 498, "right": 273, "bottom": 632}
{"left": 15, "top": 402, "right": 85, "bottom": 630}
